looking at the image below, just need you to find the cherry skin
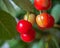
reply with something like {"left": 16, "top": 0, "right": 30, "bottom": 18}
{"left": 34, "top": 0, "right": 51, "bottom": 10}
{"left": 20, "top": 29, "right": 36, "bottom": 43}
{"left": 24, "top": 13, "right": 35, "bottom": 25}
{"left": 16, "top": 20, "right": 32, "bottom": 33}
{"left": 36, "top": 13, "right": 54, "bottom": 29}
{"left": 47, "top": 15, "right": 54, "bottom": 28}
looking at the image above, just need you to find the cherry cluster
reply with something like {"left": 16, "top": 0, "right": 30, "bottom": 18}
{"left": 16, "top": 0, "right": 55, "bottom": 43}
{"left": 16, "top": 20, "right": 36, "bottom": 42}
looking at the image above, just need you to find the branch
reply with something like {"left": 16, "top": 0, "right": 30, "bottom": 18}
{"left": 54, "top": 24, "right": 60, "bottom": 28}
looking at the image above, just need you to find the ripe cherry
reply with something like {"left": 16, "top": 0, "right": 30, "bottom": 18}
{"left": 34, "top": 0, "right": 51, "bottom": 10}
{"left": 47, "top": 15, "right": 54, "bottom": 28}
{"left": 16, "top": 20, "right": 32, "bottom": 33}
{"left": 24, "top": 13, "right": 35, "bottom": 25}
{"left": 36, "top": 13, "right": 54, "bottom": 29}
{"left": 20, "top": 29, "right": 36, "bottom": 42}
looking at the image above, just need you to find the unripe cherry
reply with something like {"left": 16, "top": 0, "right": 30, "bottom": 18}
{"left": 24, "top": 13, "right": 35, "bottom": 25}
{"left": 36, "top": 13, "right": 54, "bottom": 29}
{"left": 34, "top": 0, "right": 51, "bottom": 10}
{"left": 20, "top": 29, "right": 36, "bottom": 43}
{"left": 16, "top": 20, "right": 32, "bottom": 33}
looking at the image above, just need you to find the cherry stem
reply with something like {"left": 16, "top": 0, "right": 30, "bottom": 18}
{"left": 42, "top": 10, "right": 47, "bottom": 13}
{"left": 54, "top": 24, "right": 60, "bottom": 28}
{"left": 26, "top": 12, "right": 29, "bottom": 21}
{"left": 39, "top": 10, "right": 42, "bottom": 14}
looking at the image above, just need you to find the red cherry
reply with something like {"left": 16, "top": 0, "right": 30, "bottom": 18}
{"left": 36, "top": 13, "right": 54, "bottom": 29}
{"left": 16, "top": 20, "right": 32, "bottom": 33}
{"left": 47, "top": 15, "right": 54, "bottom": 28}
{"left": 20, "top": 29, "right": 36, "bottom": 43}
{"left": 34, "top": 0, "right": 51, "bottom": 10}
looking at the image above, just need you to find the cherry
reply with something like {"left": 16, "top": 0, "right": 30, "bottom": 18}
{"left": 20, "top": 29, "right": 36, "bottom": 42}
{"left": 24, "top": 13, "right": 35, "bottom": 25}
{"left": 34, "top": 0, "right": 51, "bottom": 10}
{"left": 36, "top": 13, "right": 54, "bottom": 29}
{"left": 16, "top": 20, "right": 32, "bottom": 33}
{"left": 47, "top": 15, "right": 54, "bottom": 28}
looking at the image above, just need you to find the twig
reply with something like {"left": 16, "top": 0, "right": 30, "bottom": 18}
{"left": 54, "top": 24, "right": 60, "bottom": 28}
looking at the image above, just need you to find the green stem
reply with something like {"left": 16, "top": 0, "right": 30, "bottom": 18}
{"left": 26, "top": 12, "right": 30, "bottom": 21}
{"left": 39, "top": 10, "right": 42, "bottom": 14}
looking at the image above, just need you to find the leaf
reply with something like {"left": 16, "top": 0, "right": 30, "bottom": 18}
{"left": 0, "top": 40, "right": 4, "bottom": 46}
{"left": 32, "top": 42, "right": 39, "bottom": 48}
{"left": 7, "top": 39, "right": 19, "bottom": 48}
{"left": 52, "top": 37, "right": 60, "bottom": 48}
{"left": 48, "top": 40, "right": 56, "bottom": 48}
{"left": 0, "top": 0, "right": 9, "bottom": 13}
{"left": 13, "top": 0, "right": 34, "bottom": 12}
{"left": 48, "top": 36, "right": 59, "bottom": 48}
{"left": 1, "top": 0, "right": 23, "bottom": 17}
{"left": 30, "top": 0, "right": 34, "bottom": 4}
{"left": 38, "top": 38, "right": 44, "bottom": 48}
{"left": 44, "top": 42, "right": 49, "bottom": 48}
{"left": 51, "top": 4, "right": 60, "bottom": 23}
{"left": 0, "top": 10, "right": 18, "bottom": 40}
{"left": 11, "top": 40, "right": 28, "bottom": 48}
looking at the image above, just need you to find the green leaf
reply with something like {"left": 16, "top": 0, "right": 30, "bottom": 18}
{"left": 38, "top": 38, "right": 44, "bottom": 48}
{"left": 51, "top": 4, "right": 60, "bottom": 23}
{"left": 0, "top": 0, "right": 9, "bottom": 13}
{"left": 48, "top": 40, "right": 56, "bottom": 48}
{"left": 1, "top": 0, "right": 23, "bottom": 17}
{"left": 52, "top": 37, "right": 60, "bottom": 48}
{"left": 31, "top": 42, "right": 39, "bottom": 48}
{"left": 44, "top": 42, "right": 49, "bottom": 48}
{"left": 11, "top": 40, "right": 28, "bottom": 48}
{"left": 30, "top": 0, "right": 34, "bottom": 4}
{"left": 13, "top": 0, "right": 34, "bottom": 12}
{"left": 0, "top": 40, "right": 4, "bottom": 46}
{"left": 8, "top": 39, "right": 19, "bottom": 48}
{"left": 48, "top": 36, "right": 59, "bottom": 48}
{"left": 0, "top": 10, "right": 18, "bottom": 40}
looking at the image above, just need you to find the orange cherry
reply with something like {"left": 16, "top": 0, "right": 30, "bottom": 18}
{"left": 36, "top": 13, "right": 54, "bottom": 29}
